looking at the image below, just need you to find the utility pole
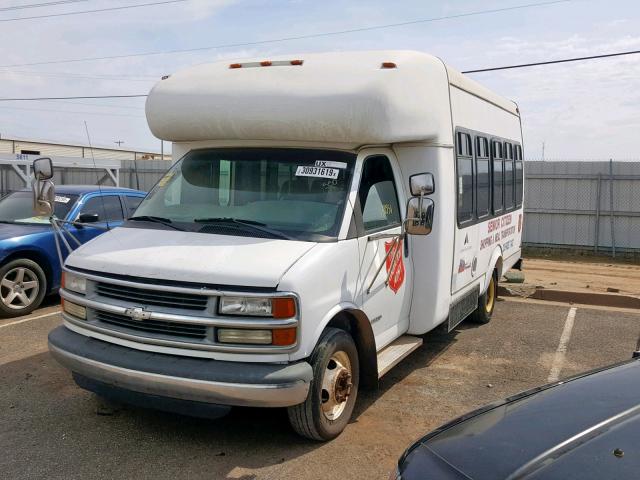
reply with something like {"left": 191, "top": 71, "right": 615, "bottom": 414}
{"left": 161, "top": 140, "right": 164, "bottom": 161}
{"left": 542, "top": 141, "right": 545, "bottom": 161}
{"left": 114, "top": 140, "right": 124, "bottom": 148}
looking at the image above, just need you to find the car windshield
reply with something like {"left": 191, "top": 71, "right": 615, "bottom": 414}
{"left": 0, "top": 191, "right": 78, "bottom": 224}
{"left": 132, "top": 148, "right": 356, "bottom": 241}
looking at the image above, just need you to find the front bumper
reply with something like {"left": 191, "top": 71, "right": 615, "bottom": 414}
{"left": 48, "top": 326, "right": 313, "bottom": 408}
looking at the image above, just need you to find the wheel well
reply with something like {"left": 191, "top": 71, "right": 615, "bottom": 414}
{"left": 494, "top": 256, "right": 504, "bottom": 279}
{"left": 1, "top": 250, "right": 53, "bottom": 293}
{"left": 326, "top": 310, "right": 378, "bottom": 389}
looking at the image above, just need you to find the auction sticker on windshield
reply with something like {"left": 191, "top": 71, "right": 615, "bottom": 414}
{"left": 296, "top": 165, "right": 339, "bottom": 179}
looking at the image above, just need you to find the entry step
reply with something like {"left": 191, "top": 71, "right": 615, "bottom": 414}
{"left": 377, "top": 335, "right": 423, "bottom": 378}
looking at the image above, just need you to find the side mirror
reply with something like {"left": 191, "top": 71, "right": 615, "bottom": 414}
{"left": 409, "top": 173, "right": 435, "bottom": 196}
{"left": 33, "top": 157, "right": 54, "bottom": 181}
{"left": 405, "top": 197, "right": 434, "bottom": 236}
{"left": 78, "top": 213, "right": 100, "bottom": 224}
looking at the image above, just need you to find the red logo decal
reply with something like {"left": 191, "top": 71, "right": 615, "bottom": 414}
{"left": 385, "top": 238, "right": 405, "bottom": 294}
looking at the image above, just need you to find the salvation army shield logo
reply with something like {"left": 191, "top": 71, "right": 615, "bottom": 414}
{"left": 385, "top": 238, "right": 405, "bottom": 294}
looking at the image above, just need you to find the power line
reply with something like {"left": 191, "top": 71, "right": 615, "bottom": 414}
{"left": 0, "top": 105, "right": 145, "bottom": 118}
{"left": 0, "top": 0, "right": 188, "bottom": 23}
{"left": 1, "top": 48, "right": 638, "bottom": 103}
{"left": 0, "top": 0, "right": 570, "bottom": 67}
{"left": 0, "top": 95, "right": 147, "bottom": 101}
{"left": 463, "top": 49, "right": 640, "bottom": 73}
{"left": 0, "top": 0, "right": 89, "bottom": 12}
{"left": 0, "top": 69, "right": 158, "bottom": 82}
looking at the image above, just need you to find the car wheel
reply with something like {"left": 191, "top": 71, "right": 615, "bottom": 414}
{"left": 287, "top": 327, "right": 359, "bottom": 441}
{"left": 0, "top": 259, "right": 47, "bottom": 317}
{"left": 470, "top": 270, "right": 497, "bottom": 324}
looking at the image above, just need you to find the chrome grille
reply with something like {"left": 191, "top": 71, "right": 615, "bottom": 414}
{"left": 95, "top": 310, "right": 208, "bottom": 340}
{"left": 95, "top": 282, "right": 208, "bottom": 311}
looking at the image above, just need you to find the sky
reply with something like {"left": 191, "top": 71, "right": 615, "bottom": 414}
{"left": 0, "top": 0, "right": 638, "bottom": 159}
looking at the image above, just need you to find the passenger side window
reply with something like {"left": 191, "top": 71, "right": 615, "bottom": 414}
{"left": 504, "top": 142, "right": 515, "bottom": 210}
{"left": 491, "top": 140, "right": 504, "bottom": 214}
{"left": 358, "top": 155, "right": 401, "bottom": 232}
{"left": 80, "top": 195, "right": 124, "bottom": 222}
{"left": 515, "top": 144, "right": 524, "bottom": 207}
{"left": 123, "top": 195, "right": 144, "bottom": 218}
{"left": 456, "top": 132, "right": 474, "bottom": 224}
{"left": 475, "top": 136, "right": 490, "bottom": 218}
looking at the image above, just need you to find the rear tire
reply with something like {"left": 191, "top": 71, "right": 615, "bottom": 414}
{"left": 288, "top": 328, "right": 359, "bottom": 441}
{"left": 0, "top": 258, "right": 47, "bottom": 317}
{"left": 470, "top": 270, "right": 497, "bottom": 324}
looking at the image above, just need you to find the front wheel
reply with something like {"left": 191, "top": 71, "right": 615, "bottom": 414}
{"left": 288, "top": 328, "right": 359, "bottom": 441}
{"left": 470, "top": 270, "right": 497, "bottom": 324}
{"left": 0, "top": 259, "right": 47, "bottom": 317}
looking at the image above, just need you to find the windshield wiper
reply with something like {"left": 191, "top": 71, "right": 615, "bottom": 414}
{"left": 128, "top": 215, "right": 185, "bottom": 231}
{"left": 193, "top": 217, "right": 293, "bottom": 240}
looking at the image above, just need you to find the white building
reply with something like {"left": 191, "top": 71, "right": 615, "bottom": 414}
{"left": 0, "top": 135, "right": 171, "bottom": 161}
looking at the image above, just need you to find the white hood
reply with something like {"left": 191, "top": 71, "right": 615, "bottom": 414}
{"left": 66, "top": 227, "right": 316, "bottom": 288}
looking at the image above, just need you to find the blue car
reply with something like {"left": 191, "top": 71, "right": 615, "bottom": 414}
{"left": 0, "top": 185, "right": 146, "bottom": 317}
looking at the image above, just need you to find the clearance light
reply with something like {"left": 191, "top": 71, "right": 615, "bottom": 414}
{"left": 381, "top": 62, "right": 397, "bottom": 69}
{"left": 290, "top": 59, "right": 304, "bottom": 65}
{"left": 62, "top": 299, "right": 86, "bottom": 320}
{"left": 260, "top": 60, "right": 272, "bottom": 66}
{"left": 218, "top": 328, "right": 272, "bottom": 345}
{"left": 229, "top": 63, "right": 242, "bottom": 69}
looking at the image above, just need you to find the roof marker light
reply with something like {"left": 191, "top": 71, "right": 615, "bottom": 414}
{"left": 290, "top": 59, "right": 304, "bottom": 66}
{"left": 381, "top": 62, "right": 397, "bottom": 69}
{"left": 229, "top": 63, "right": 242, "bottom": 69}
{"left": 260, "top": 60, "right": 272, "bottom": 66}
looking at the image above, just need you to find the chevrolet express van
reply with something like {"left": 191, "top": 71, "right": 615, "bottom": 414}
{"left": 44, "top": 51, "right": 524, "bottom": 440}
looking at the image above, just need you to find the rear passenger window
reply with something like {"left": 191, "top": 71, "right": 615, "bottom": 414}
{"left": 124, "top": 195, "right": 144, "bottom": 218}
{"left": 504, "top": 143, "right": 514, "bottom": 210}
{"left": 475, "top": 136, "right": 490, "bottom": 218}
{"left": 515, "top": 144, "right": 524, "bottom": 207}
{"left": 491, "top": 140, "right": 504, "bottom": 214}
{"left": 456, "top": 132, "right": 474, "bottom": 224}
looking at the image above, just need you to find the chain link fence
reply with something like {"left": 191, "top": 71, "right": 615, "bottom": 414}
{"left": 523, "top": 160, "right": 640, "bottom": 255}
{"left": 1, "top": 156, "right": 638, "bottom": 255}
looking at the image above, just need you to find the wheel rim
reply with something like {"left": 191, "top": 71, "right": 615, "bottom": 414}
{"left": 320, "top": 350, "right": 353, "bottom": 421}
{"left": 485, "top": 276, "right": 495, "bottom": 313}
{"left": 0, "top": 267, "right": 39, "bottom": 310}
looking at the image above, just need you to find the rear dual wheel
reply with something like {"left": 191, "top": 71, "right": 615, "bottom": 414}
{"left": 470, "top": 270, "right": 497, "bottom": 324}
{"left": 288, "top": 328, "right": 359, "bottom": 441}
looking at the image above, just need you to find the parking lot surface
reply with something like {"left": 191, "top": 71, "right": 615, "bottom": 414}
{"left": 1, "top": 298, "right": 638, "bottom": 480}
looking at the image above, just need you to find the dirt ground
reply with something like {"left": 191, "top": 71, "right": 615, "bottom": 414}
{"left": 520, "top": 257, "right": 640, "bottom": 298}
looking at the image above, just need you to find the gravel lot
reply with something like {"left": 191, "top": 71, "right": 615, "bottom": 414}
{"left": 1, "top": 297, "right": 638, "bottom": 480}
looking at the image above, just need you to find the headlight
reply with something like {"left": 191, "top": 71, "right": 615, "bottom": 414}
{"left": 219, "top": 296, "right": 296, "bottom": 318}
{"left": 62, "top": 271, "right": 86, "bottom": 294}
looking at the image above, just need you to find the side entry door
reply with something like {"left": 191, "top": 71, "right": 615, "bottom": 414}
{"left": 355, "top": 153, "right": 412, "bottom": 350}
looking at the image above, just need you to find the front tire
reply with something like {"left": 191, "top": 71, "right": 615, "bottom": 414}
{"left": 470, "top": 270, "right": 497, "bottom": 324}
{"left": 288, "top": 328, "right": 359, "bottom": 441}
{"left": 0, "top": 259, "right": 47, "bottom": 317}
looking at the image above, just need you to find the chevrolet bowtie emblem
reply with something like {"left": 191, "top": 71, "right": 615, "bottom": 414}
{"left": 124, "top": 307, "right": 151, "bottom": 321}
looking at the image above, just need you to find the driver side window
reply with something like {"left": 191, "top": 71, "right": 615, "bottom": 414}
{"left": 358, "top": 155, "right": 401, "bottom": 233}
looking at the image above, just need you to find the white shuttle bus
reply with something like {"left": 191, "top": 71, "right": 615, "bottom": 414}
{"left": 45, "top": 51, "right": 524, "bottom": 440}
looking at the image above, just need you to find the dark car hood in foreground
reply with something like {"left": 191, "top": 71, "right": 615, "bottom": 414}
{"left": 400, "top": 359, "right": 640, "bottom": 480}
{"left": 0, "top": 223, "right": 50, "bottom": 242}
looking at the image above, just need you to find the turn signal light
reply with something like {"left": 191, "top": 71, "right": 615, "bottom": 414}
{"left": 272, "top": 297, "right": 296, "bottom": 319}
{"left": 273, "top": 327, "right": 297, "bottom": 346}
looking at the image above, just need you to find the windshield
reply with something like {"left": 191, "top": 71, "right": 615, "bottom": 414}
{"left": 0, "top": 191, "right": 78, "bottom": 224}
{"left": 132, "top": 148, "right": 356, "bottom": 241}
